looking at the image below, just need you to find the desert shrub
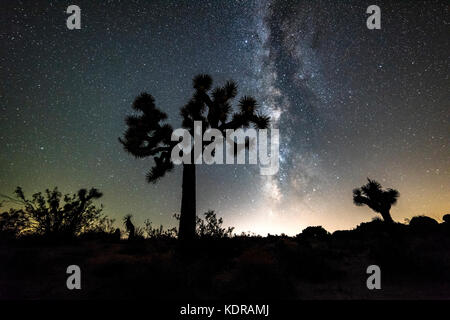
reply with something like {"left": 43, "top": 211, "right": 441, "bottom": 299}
{"left": 0, "top": 208, "right": 29, "bottom": 238}
{"left": 79, "top": 217, "right": 121, "bottom": 240}
{"left": 296, "top": 226, "right": 330, "bottom": 241}
{"left": 94, "top": 216, "right": 116, "bottom": 233}
{"left": 134, "top": 226, "right": 145, "bottom": 239}
{"left": 172, "top": 210, "right": 234, "bottom": 239}
{"left": 355, "top": 218, "right": 386, "bottom": 233}
{"left": 409, "top": 215, "right": 439, "bottom": 233}
{"left": 1, "top": 186, "right": 105, "bottom": 239}
{"left": 144, "top": 219, "right": 178, "bottom": 239}
{"left": 443, "top": 214, "right": 450, "bottom": 224}
{"left": 237, "top": 231, "right": 258, "bottom": 237}
{"left": 196, "top": 210, "right": 234, "bottom": 238}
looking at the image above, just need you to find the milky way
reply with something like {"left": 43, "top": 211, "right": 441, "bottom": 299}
{"left": 1, "top": 0, "right": 448, "bottom": 234}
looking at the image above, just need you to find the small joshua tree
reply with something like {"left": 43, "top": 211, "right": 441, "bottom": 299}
{"left": 123, "top": 214, "right": 135, "bottom": 240}
{"left": 353, "top": 178, "right": 399, "bottom": 224}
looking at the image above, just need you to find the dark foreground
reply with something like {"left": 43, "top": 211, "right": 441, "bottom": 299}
{"left": 1, "top": 221, "right": 450, "bottom": 300}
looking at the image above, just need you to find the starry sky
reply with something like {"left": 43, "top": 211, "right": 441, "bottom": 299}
{"left": 1, "top": 0, "right": 448, "bottom": 235}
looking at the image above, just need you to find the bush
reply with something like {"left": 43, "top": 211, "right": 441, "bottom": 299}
{"left": 144, "top": 219, "right": 177, "bottom": 239}
{"left": 296, "top": 226, "right": 330, "bottom": 241}
{"left": 196, "top": 210, "right": 234, "bottom": 238}
{"left": 0, "top": 208, "right": 29, "bottom": 238}
{"left": 409, "top": 215, "right": 439, "bottom": 233}
{"left": 1, "top": 186, "right": 105, "bottom": 239}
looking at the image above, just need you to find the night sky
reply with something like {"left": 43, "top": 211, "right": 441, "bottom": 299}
{"left": 1, "top": 0, "right": 448, "bottom": 235}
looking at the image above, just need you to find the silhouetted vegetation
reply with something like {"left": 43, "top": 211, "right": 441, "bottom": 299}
{"left": 2, "top": 212, "right": 450, "bottom": 299}
{"left": 144, "top": 218, "right": 178, "bottom": 239}
{"left": 0, "top": 187, "right": 107, "bottom": 240}
{"left": 408, "top": 215, "right": 439, "bottom": 233}
{"left": 123, "top": 214, "right": 146, "bottom": 240}
{"left": 119, "top": 74, "right": 270, "bottom": 241}
{"left": 123, "top": 214, "right": 135, "bottom": 240}
{"left": 443, "top": 214, "right": 450, "bottom": 224}
{"left": 296, "top": 226, "right": 330, "bottom": 241}
{"left": 1, "top": 181, "right": 449, "bottom": 299}
{"left": 0, "top": 208, "right": 28, "bottom": 239}
{"left": 353, "top": 178, "right": 399, "bottom": 223}
{"left": 196, "top": 210, "right": 234, "bottom": 238}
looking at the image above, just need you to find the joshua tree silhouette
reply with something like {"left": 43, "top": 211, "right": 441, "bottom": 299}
{"left": 352, "top": 178, "right": 399, "bottom": 223}
{"left": 119, "top": 74, "right": 270, "bottom": 241}
{"left": 123, "top": 214, "right": 135, "bottom": 240}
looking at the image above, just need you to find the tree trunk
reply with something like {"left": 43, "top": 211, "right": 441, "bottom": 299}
{"left": 380, "top": 209, "right": 394, "bottom": 224}
{"left": 178, "top": 163, "right": 196, "bottom": 241}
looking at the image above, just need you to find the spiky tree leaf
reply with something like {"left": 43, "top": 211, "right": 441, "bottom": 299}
{"left": 193, "top": 74, "right": 213, "bottom": 91}
{"left": 238, "top": 96, "right": 258, "bottom": 114}
{"left": 252, "top": 112, "right": 271, "bottom": 129}
{"left": 224, "top": 81, "right": 238, "bottom": 99}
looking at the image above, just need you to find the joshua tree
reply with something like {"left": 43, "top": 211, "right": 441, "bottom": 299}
{"left": 123, "top": 214, "right": 135, "bottom": 240}
{"left": 353, "top": 178, "right": 399, "bottom": 224}
{"left": 119, "top": 74, "right": 270, "bottom": 241}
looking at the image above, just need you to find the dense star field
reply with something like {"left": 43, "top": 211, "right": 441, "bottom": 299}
{"left": 0, "top": 0, "right": 448, "bottom": 235}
